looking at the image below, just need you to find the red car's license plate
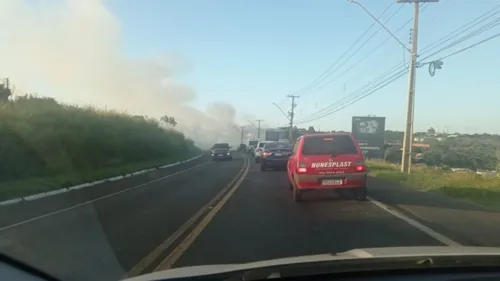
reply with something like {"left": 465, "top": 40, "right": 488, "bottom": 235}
{"left": 321, "top": 179, "right": 343, "bottom": 185}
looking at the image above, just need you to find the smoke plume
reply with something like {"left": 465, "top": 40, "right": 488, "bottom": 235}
{"left": 0, "top": 0, "right": 242, "bottom": 148}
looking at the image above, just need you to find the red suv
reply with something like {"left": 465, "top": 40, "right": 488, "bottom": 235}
{"left": 287, "top": 133, "right": 367, "bottom": 202}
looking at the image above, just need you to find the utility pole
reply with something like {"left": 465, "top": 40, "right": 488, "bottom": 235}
{"left": 240, "top": 126, "right": 245, "bottom": 145}
{"left": 350, "top": 0, "right": 438, "bottom": 173}
{"left": 287, "top": 95, "right": 299, "bottom": 143}
{"left": 256, "top": 119, "right": 263, "bottom": 138}
{"left": 398, "top": 0, "right": 435, "bottom": 173}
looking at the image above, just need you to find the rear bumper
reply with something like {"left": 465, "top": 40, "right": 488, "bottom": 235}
{"left": 293, "top": 172, "right": 367, "bottom": 190}
{"left": 261, "top": 158, "right": 287, "bottom": 166}
{"left": 212, "top": 154, "right": 232, "bottom": 160}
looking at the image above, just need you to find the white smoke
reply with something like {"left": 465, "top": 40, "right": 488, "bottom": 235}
{"left": 0, "top": 0, "right": 242, "bottom": 149}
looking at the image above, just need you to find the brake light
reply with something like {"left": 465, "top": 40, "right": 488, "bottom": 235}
{"left": 355, "top": 161, "right": 366, "bottom": 172}
{"left": 262, "top": 151, "right": 271, "bottom": 157}
{"left": 296, "top": 162, "right": 307, "bottom": 173}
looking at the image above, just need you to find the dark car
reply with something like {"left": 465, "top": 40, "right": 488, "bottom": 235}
{"left": 211, "top": 143, "right": 232, "bottom": 161}
{"left": 260, "top": 141, "right": 292, "bottom": 171}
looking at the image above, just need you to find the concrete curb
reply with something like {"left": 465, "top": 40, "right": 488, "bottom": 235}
{"left": 0, "top": 154, "right": 204, "bottom": 207}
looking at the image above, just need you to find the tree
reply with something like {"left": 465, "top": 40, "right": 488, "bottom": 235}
{"left": 427, "top": 127, "right": 436, "bottom": 135}
{"left": 423, "top": 137, "right": 498, "bottom": 171}
{"left": 0, "top": 83, "right": 11, "bottom": 102}
{"left": 307, "top": 126, "right": 316, "bottom": 133}
{"left": 161, "top": 115, "right": 177, "bottom": 127}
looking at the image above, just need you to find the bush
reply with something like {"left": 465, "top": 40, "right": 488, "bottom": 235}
{"left": 367, "top": 160, "right": 500, "bottom": 210}
{"left": 0, "top": 95, "right": 200, "bottom": 198}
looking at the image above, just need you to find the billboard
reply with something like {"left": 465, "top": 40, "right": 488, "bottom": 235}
{"left": 265, "top": 128, "right": 288, "bottom": 141}
{"left": 351, "top": 116, "right": 386, "bottom": 159}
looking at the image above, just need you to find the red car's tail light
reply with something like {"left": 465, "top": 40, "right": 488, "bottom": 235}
{"left": 355, "top": 161, "right": 366, "bottom": 172}
{"left": 297, "top": 162, "right": 307, "bottom": 173}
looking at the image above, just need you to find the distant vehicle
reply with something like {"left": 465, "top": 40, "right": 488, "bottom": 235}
{"left": 211, "top": 143, "right": 232, "bottom": 161}
{"left": 254, "top": 141, "right": 270, "bottom": 163}
{"left": 287, "top": 133, "right": 367, "bottom": 202}
{"left": 278, "top": 138, "right": 290, "bottom": 144}
{"left": 247, "top": 140, "right": 259, "bottom": 153}
{"left": 260, "top": 141, "right": 292, "bottom": 171}
{"left": 237, "top": 144, "right": 247, "bottom": 152}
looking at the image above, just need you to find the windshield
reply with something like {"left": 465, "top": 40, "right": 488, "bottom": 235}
{"left": 212, "top": 143, "right": 229, "bottom": 149}
{"left": 302, "top": 135, "right": 358, "bottom": 155}
{"left": 265, "top": 142, "right": 291, "bottom": 149}
{"left": 1, "top": 1, "right": 498, "bottom": 281}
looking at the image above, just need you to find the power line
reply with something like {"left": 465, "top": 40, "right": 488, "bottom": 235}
{"left": 433, "top": 31, "right": 500, "bottom": 61}
{"left": 419, "top": 15, "right": 500, "bottom": 61}
{"left": 295, "top": 2, "right": 497, "bottom": 124}
{"left": 419, "top": 5, "right": 500, "bottom": 56}
{"left": 294, "top": 63, "right": 407, "bottom": 124}
{"left": 305, "top": 3, "right": 433, "bottom": 99}
{"left": 295, "top": 69, "right": 408, "bottom": 124}
{"left": 272, "top": 102, "right": 290, "bottom": 121}
{"left": 296, "top": 62, "right": 406, "bottom": 122}
{"left": 290, "top": 2, "right": 395, "bottom": 97}
{"left": 300, "top": 4, "right": 405, "bottom": 96}
{"left": 274, "top": 0, "right": 434, "bottom": 106}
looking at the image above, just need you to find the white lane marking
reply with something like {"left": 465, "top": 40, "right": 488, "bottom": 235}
{"left": 0, "top": 161, "right": 211, "bottom": 232}
{"left": 368, "top": 197, "right": 461, "bottom": 246}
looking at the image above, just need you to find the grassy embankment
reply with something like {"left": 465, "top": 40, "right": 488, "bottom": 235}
{"left": 0, "top": 96, "right": 201, "bottom": 201}
{"left": 367, "top": 160, "right": 500, "bottom": 210}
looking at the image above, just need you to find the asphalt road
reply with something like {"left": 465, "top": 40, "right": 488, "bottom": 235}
{"left": 1, "top": 152, "right": 500, "bottom": 281}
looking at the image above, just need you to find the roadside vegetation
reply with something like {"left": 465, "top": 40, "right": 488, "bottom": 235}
{"left": 367, "top": 160, "right": 500, "bottom": 210}
{"left": 0, "top": 95, "right": 200, "bottom": 201}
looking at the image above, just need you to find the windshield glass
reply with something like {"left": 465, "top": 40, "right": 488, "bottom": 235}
{"left": 1, "top": 1, "right": 497, "bottom": 281}
{"left": 302, "top": 135, "right": 358, "bottom": 155}
{"left": 212, "top": 143, "right": 229, "bottom": 149}
{"left": 265, "top": 142, "right": 291, "bottom": 149}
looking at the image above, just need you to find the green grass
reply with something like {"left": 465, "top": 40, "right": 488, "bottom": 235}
{"left": 0, "top": 95, "right": 201, "bottom": 201}
{"left": 367, "top": 160, "right": 500, "bottom": 210}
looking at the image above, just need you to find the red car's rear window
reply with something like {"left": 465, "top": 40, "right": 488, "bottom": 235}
{"left": 302, "top": 135, "right": 358, "bottom": 155}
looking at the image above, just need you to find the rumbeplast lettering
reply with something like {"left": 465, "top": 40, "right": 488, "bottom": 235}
{"left": 311, "top": 161, "right": 352, "bottom": 168}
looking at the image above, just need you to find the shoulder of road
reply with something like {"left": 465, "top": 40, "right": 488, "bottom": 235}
{"left": 369, "top": 177, "right": 500, "bottom": 247}
{"left": 0, "top": 154, "right": 210, "bottom": 227}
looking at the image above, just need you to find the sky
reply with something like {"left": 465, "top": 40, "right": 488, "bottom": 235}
{"left": 2, "top": 0, "right": 500, "bottom": 138}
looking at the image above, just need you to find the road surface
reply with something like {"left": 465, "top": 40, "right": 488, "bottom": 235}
{"left": 1, "top": 152, "right": 499, "bottom": 281}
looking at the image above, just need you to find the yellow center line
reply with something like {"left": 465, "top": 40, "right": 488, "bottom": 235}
{"left": 154, "top": 158, "right": 250, "bottom": 271}
{"left": 125, "top": 156, "right": 249, "bottom": 277}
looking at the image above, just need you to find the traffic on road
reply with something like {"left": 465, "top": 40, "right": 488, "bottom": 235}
{"left": 1, "top": 147, "right": 500, "bottom": 281}
{"left": 1, "top": 1, "right": 500, "bottom": 281}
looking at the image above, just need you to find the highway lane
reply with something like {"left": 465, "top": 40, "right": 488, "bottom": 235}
{"left": 3, "top": 152, "right": 500, "bottom": 281}
{"left": 174, "top": 160, "right": 444, "bottom": 268}
{"left": 0, "top": 154, "right": 211, "bottom": 228}
{"left": 0, "top": 153, "right": 246, "bottom": 281}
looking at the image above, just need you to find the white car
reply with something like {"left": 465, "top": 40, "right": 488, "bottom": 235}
{"left": 247, "top": 140, "right": 259, "bottom": 153}
{"left": 254, "top": 141, "right": 269, "bottom": 163}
